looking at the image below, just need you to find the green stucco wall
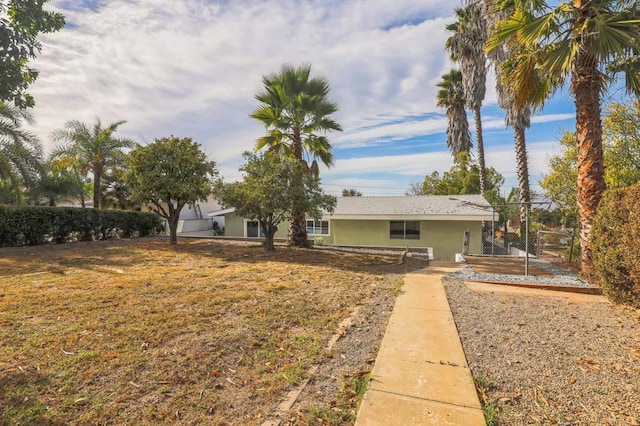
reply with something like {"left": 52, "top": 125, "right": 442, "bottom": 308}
{"left": 223, "top": 213, "right": 288, "bottom": 239}
{"left": 222, "top": 214, "right": 483, "bottom": 259}
{"left": 224, "top": 213, "right": 245, "bottom": 238}
{"left": 330, "top": 219, "right": 482, "bottom": 260}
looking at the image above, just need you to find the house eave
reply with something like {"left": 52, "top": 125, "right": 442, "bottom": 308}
{"left": 326, "top": 214, "right": 494, "bottom": 221}
{"left": 207, "top": 207, "right": 236, "bottom": 217}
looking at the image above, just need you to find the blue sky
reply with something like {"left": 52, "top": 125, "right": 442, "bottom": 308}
{"left": 29, "top": 0, "right": 577, "bottom": 197}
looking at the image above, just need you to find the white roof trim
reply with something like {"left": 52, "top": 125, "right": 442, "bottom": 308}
{"left": 207, "top": 207, "right": 236, "bottom": 217}
{"left": 328, "top": 214, "right": 494, "bottom": 221}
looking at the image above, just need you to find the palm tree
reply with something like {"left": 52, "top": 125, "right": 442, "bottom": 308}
{"left": 436, "top": 70, "right": 472, "bottom": 157}
{"left": 484, "top": 0, "right": 533, "bottom": 230}
{"left": 251, "top": 64, "right": 342, "bottom": 247}
{"left": 446, "top": 1, "right": 488, "bottom": 192}
{"left": 30, "top": 159, "right": 84, "bottom": 206}
{"left": 51, "top": 119, "right": 135, "bottom": 210}
{"left": 0, "top": 102, "right": 43, "bottom": 203}
{"left": 487, "top": 0, "right": 640, "bottom": 276}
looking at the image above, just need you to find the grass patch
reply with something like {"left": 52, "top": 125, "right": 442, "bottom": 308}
{"left": 473, "top": 374, "right": 499, "bottom": 426}
{"left": 390, "top": 277, "right": 404, "bottom": 296}
{"left": 0, "top": 238, "right": 407, "bottom": 424}
{"left": 304, "top": 372, "right": 371, "bottom": 425}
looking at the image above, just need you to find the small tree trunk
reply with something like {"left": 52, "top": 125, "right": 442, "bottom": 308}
{"left": 474, "top": 105, "right": 487, "bottom": 193}
{"left": 168, "top": 216, "right": 179, "bottom": 244}
{"left": 262, "top": 219, "right": 277, "bottom": 252}
{"left": 264, "top": 231, "right": 276, "bottom": 251}
{"left": 168, "top": 203, "right": 182, "bottom": 245}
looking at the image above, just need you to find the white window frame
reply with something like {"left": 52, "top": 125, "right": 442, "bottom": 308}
{"left": 306, "top": 219, "right": 330, "bottom": 236}
{"left": 244, "top": 219, "right": 265, "bottom": 238}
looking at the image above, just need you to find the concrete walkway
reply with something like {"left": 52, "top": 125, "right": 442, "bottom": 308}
{"left": 355, "top": 263, "right": 485, "bottom": 425}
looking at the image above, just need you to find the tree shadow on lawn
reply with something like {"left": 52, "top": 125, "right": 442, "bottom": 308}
{"left": 0, "top": 236, "right": 430, "bottom": 277}
{"left": 143, "top": 238, "right": 431, "bottom": 276}
{"left": 0, "top": 238, "right": 160, "bottom": 277}
{"left": 0, "top": 371, "right": 65, "bottom": 425}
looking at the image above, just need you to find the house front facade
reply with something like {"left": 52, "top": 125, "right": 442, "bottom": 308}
{"left": 209, "top": 194, "right": 494, "bottom": 261}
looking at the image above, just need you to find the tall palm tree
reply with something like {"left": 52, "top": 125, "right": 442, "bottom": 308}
{"left": 0, "top": 102, "right": 43, "bottom": 202}
{"left": 251, "top": 64, "right": 342, "bottom": 247}
{"left": 446, "top": 1, "right": 488, "bottom": 192}
{"left": 51, "top": 119, "right": 134, "bottom": 210}
{"left": 484, "top": 0, "right": 533, "bottom": 230}
{"left": 488, "top": 0, "right": 640, "bottom": 275}
{"left": 436, "top": 70, "right": 472, "bottom": 158}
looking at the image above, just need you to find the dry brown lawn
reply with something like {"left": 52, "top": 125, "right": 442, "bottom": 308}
{"left": 0, "top": 237, "right": 418, "bottom": 425}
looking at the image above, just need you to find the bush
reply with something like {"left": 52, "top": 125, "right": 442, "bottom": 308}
{"left": 0, "top": 206, "right": 162, "bottom": 247}
{"left": 592, "top": 185, "right": 640, "bottom": 307}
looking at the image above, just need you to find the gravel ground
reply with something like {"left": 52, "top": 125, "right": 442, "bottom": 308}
{"left": 446, "top": 259, "right": 594, "bottom": 288}
{"left": 444, "top": 279, "right": 640, "bottom": 425}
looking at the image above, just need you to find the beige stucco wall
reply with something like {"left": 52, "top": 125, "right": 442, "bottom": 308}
{"left": 330, "top": 219, "right": 482, "bottom": 260}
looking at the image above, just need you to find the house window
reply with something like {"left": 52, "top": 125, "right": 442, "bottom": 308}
{"left": 306, "top": 220, "right": 329, "bottom": 235}
{"left": 245, "top": 220, "right": 264, "bottom": 238}
{"left": 390, "top": 221, "right": 420, "bottom": 240}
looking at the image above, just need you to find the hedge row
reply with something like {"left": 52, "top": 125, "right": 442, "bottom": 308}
{"left": 0, "top": 206, "right": 163, "bottom": 247}
{"left": 592, "top": 184, "right": 640, "bottom": 307}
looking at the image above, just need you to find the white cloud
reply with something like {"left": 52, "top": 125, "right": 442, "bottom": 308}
{"left": 21, "top": 0, "right": 573, "bottom": 197}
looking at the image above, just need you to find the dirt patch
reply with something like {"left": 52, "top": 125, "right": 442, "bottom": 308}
{"left": 445, "top": 280, "right": 640, "bottom": 425}
{"left": 0, "top": 237, "right": 426, "bottom": 425}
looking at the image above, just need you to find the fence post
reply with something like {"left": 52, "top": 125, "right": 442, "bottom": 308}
{"left": 462, "top": 229, "right": 470, "bottom": 255}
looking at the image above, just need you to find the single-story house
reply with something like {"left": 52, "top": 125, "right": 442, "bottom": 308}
{"left": 207, "top": 194, "right": 494, "bottom": 260}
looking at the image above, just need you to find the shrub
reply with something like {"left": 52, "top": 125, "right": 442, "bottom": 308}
{"left": 0, "top": 206, "right": 162, "bottom": 247}
{"left": 592, "top": 185, "right": 640, "bottom": 307}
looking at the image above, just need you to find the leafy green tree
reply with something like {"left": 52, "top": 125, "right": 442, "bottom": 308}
{"left": 446, "top": 2, "right": 488, "bottom": 191}
{"left": 436, "top": 70, "right": 472, "bottom": 157}
{"left": 487, "top": 0, "right": 640, "bottom": 275}
{"left": 602, "top": 101, "right": 640, "bottom": 188}
{"left": 341, "top": 188, "right": 362, "bottom": 197}
{"left": 0, "top": 101, "right": 43, "bottom": 202}
{"left": 542, "top": 102, "right": 640, "bottom": 225}
{"left": 540, "top": 131, "right": 578, "bottom": 224}
{"left": 126, "top": 136, "right": 218, "bottom": 244}
{"left": 0, "top": 0, "right": 65, "bottom": 108}
{"left": 216, "top": 151, "right": 336, "bottom": 252}
{"left": 51, "top": 119, "right": 134, "bottom": 210}
{"left": 422, "top": 152, "right": 503, "bottom": 196}
{"left": 251, "top": 63, "right": 342, "bottom": 247}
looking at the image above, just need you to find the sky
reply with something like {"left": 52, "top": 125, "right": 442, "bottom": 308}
{"left": 27, "top": 0, "right": 578, "bottom": 197}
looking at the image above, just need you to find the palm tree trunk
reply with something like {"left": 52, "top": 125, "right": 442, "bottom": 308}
{"left": 93, "top": 170, "right": 101, "bottom": 210}
{"left": 288, "top": 130, "right": 309, "bottom": 247}
{"left": 573, "top": 54, "right": 606, "bottom": 278}
{"left": 289, "top": 210, "right": 308, "bottom": 247}
{"left": 514, "top": 124, "right": 531, "bottom": 232}
{"left": 473, "top": 105, "right": 487, "bottom": 193}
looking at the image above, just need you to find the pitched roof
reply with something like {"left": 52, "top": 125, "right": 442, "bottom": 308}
{"left": 208, "top": 195, "right": 494, "bottom": 220}
{"left": 332, "top": 194, "right": 492, "bottom": 218}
